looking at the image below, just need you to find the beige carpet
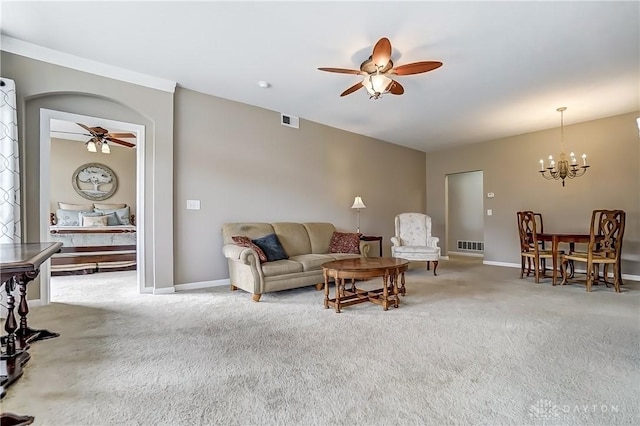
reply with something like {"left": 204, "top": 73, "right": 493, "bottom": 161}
{"left": 2, "top": 256, "right": 639, "bottom": 426}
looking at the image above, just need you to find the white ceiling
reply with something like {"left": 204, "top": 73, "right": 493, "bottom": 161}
{"left": 2, "top": 1, "right": 638, "bottom": 152}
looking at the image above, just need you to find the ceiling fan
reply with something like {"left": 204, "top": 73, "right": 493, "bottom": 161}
{"left": 53, "top": 123, "right": 137, "bottom": 153}
{"left": 318, "top": 37, "right": 442, "bottom": 99}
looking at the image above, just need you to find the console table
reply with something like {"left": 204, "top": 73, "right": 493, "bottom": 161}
{"left": 1, "top": 242, "right": 62, "bottom": 426}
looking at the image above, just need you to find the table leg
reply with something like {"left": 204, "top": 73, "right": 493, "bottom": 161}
{"left": 2, "top": 277, "right": 18, "bottom": 359}
{"left": 0, "top": 412, "right": 34, "bottom": 425}
{"left": 14, "top": 271, "right": 59, "bottom": 343}
{"left": 335, "top": 278, "right": 342, "bottom": 313}
{"left": 392, "top": 272, "right": 399, "bottom": 308}
{"left": 323, "top": 270, "right": 329, "bottom": 309}
{"left": 381, "top": 271, "right": 389, "bottom": 311}
{"left": 552, "top": 236, "right": 558, "bottom": 286}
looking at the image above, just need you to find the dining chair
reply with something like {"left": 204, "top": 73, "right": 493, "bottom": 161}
{"left": 517, "top": 211, "right": 560, "bottom": 283}
{"left": 560, "top": 209, "right": 626, "bottom": 292}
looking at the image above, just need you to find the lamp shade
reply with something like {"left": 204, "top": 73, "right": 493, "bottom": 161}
{"left": 351, "top": 196, "right": 366, "bottom": 209}
{"left": 87, "top": 140, "right": 97, "bottom": 152}
{"left": 101, "top": 141, "right": 110, "bottom": 154}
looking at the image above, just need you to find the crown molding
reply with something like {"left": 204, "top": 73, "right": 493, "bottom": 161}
{"left": 1, "top": 36, "right": 176, "bottom": 93}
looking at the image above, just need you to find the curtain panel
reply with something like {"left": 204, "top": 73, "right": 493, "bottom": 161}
{"left": 0, "top": 77, "right": 21, "bottom": 243}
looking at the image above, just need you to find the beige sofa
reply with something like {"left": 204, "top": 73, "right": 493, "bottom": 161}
{"left": 222, "top": 222, "right": 370, "bottom": 301}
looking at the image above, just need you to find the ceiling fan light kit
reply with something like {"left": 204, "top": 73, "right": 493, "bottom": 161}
{"left": 319, "top": 37, "right": 442, "bottom": 100}
{"left": 68, "top": 122, "right": 137, "bottom": 154}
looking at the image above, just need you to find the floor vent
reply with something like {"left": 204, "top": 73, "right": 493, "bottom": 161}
{"left": 457, "top": 240, "right": 484, "bottom": 251}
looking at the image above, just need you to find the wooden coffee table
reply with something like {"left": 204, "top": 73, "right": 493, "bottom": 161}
{"left": 322, "top": 257, "right": 409, "bottom": 313}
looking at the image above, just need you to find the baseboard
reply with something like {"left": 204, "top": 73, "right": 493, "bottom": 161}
{"left": 153, "top": 287, "right": 176, "bottom": 295}
{"left": 483, "top": 260, "right": 640, "bottom": 281}
{"left": 174, "top": 278, "right": 230, "bottom": 292}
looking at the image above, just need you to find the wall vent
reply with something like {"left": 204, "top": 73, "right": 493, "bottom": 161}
{"left": 456, "top": 240, "right": 484, "bottom": 252}
{"left": 281, "top": 113, "right": 299, "bottom": 129}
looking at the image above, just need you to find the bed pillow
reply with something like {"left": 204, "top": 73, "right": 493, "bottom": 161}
{"left": 55, "top": 209, "right": 92, "bottom": 226}
{"left": 94, "top": 203, "right": 127, "bottom": 210}
{"left": 231, "top": 236, "right": 268, "bottom": 263}
{"left": 79, "top": 211, "right": 119, "bottom": 226}
{"left": 58, "top": 202, "right": 94, "bottom": 211}
{"left": 82, "top": 215, "right": 108, "bottom": 227}
{"left": 252, "top": 233, "right": 288, "bottom": 262}
{"left": 328, "top": 232, "right": 361, "bottom": 254}
{"left": 95, "top": 206, "right": 131, "bottom": 225}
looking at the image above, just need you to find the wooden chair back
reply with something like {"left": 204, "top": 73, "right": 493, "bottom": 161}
{"left": 589, "top": 209, "right": 626, "bottom": 261}
{"left": 517, "top": 211, "right": 540, "bottom": 253}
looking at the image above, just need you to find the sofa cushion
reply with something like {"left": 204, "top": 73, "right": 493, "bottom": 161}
{"left": 329, "top": 232, "right": 361, "bottom": 254}
{"left": 288, "top": 254, "right": 335, "bottom": 272}
{"left": 271, "top": 223, "right": 311, "bottom": 256}
{"left": 252, "top": 233, "right": 288, "bottom": 261}
{"left": 261, "top": 259, "right": 303, "bottom": 277}
{"left": 303, "top": 222, "right": 336, "bottom": 254}
{"left": 232, "top": 236, "right": 268, "bottom": 263}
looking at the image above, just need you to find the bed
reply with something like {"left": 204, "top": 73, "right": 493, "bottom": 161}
{"left": 48, "top": 208, "right": 137, "bottom": 276}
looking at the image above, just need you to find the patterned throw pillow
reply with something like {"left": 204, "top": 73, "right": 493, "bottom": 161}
{"left": 56, "top": 209, "right": 92, "bottom": 226}
{"left": 95, "top": 206, "right": 131, "bottom": 225}
{"left": 252, "top": 233, "right": 288, "bottom": 262}
{"left": 328, "top": 232, "right": 361, "bottom": 254}
{"left": 232, "top": 236, "right": 268, "bottom": 263}
{"left": 82, "top": 215, "right": 108, "bottom": 227}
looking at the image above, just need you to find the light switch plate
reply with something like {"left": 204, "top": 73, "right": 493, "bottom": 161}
{"left": 487, "top": 209, "right": 493, "bottom": 216}
{"left": 186, "top": 200, "right": 201, "bottom": 210}
{"left": 487, "top": 192, "right": 495, "bottom": 198}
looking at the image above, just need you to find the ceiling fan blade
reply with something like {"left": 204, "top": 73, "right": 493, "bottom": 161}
{"left": 108, "top": 132, "right": 137, "bottom": 139}
{"left": 105, "top": 137, "right": 136, "bottom": 148}
{"left": 91, "top": 126, "right": 109, "bottom": 135}
{"left": 51, "top": 130, "right": 92, "bottom": 136}
{"left": 76, "top": 123, "right": 96, "bottom": 135}
{"left": 340, "top": 82, "right": 364, "bottom": 97}
{"left": 392, "top": 61, "right": 443, "bottom": 76}
{"left": 318, "top": 67, "right": 362, "bottom": 75}
{"left": 372, "top": 37, "right": 392, "bottom": 69}
{"left": 389, "top": 80, "right": 405, "bottom": 95}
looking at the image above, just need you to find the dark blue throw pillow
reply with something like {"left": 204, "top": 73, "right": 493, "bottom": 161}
{"left": 252, "top": 233, "right": 288, "bottom": 262}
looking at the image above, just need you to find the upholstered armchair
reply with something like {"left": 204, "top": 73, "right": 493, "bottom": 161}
{"left": 391, "top": 213, "right": 441, "bottom": 275}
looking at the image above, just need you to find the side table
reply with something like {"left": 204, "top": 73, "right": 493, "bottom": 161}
{"left": 360, "top": 235, "right": 383, "bottom": 257}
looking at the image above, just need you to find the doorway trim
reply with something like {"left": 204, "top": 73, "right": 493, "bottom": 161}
{"left": 39, "top": 108, "right": 146, "bottom": 303}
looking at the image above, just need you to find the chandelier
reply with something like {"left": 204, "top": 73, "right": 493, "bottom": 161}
{"left": 539, "top": 107, "right": 589, "bottom": 186}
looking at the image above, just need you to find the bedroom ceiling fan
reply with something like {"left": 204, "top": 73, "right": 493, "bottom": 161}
{"left": 53, "top": 123, "right": 137, "bottom": 154}
{"left": 318, "top": 37, "right": 443, "bottom": 100}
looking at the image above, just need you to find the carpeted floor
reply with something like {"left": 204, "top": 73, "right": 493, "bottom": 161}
{"left": 2, "top": 256, "right": 639, "bottom": 426}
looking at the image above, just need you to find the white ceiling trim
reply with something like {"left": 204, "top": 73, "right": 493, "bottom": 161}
{"left": 1, "top": 35, "right": 177, "bottom": 93}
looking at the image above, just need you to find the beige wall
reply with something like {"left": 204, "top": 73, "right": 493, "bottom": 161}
{"left": 427, "top": 111, "right": 640, "bottom": 275}
{"left": 50, "top": 138, "right": 136, "bottom": 214}
{"left": 2, "top": 51, "right": 174, "bottom": 294}
{"left": 174, "top": 87, "right": 426, "bottom": 284}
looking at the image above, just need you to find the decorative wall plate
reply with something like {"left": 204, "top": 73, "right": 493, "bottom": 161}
{"left": 72, "top": 163, "right": 118, "bottom": 201}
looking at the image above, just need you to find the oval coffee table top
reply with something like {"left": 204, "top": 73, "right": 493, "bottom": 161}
{"left": 322, "top": 257, "right": 409, "bottom": 271}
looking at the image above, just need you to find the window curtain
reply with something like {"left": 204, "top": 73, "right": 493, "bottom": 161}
{"left": 0, "top": 77, "right": 21, "bottom": 243}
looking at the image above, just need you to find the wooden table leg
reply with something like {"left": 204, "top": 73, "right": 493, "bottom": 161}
{"left": 323, "top": 270, "right": 329, "bottom": 309}
{"left": 0, "top": 412, "right": 34, "bottom": 425}
{"left": 552, "top": 236, "right": 559, "bottom": 286}
{"left": 2, "top": 277, "right": 18, "bottom": 359}
{"left": 14, "top": 271, "right": 59, "bottom": 343}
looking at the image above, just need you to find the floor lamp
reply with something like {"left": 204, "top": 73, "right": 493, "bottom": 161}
{"left": 351, "top": 196, "right": 366, "bottom": 233}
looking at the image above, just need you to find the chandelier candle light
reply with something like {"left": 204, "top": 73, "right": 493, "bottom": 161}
{"left": 539, "top": 107, "right": 589, "bottom": 186}
{"left": 351, "top": 196, "right": 366, "bottom": 233}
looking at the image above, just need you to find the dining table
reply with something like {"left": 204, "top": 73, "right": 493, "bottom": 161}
{"left": 536, "top": 233, "right": 606, "bottom": 286}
